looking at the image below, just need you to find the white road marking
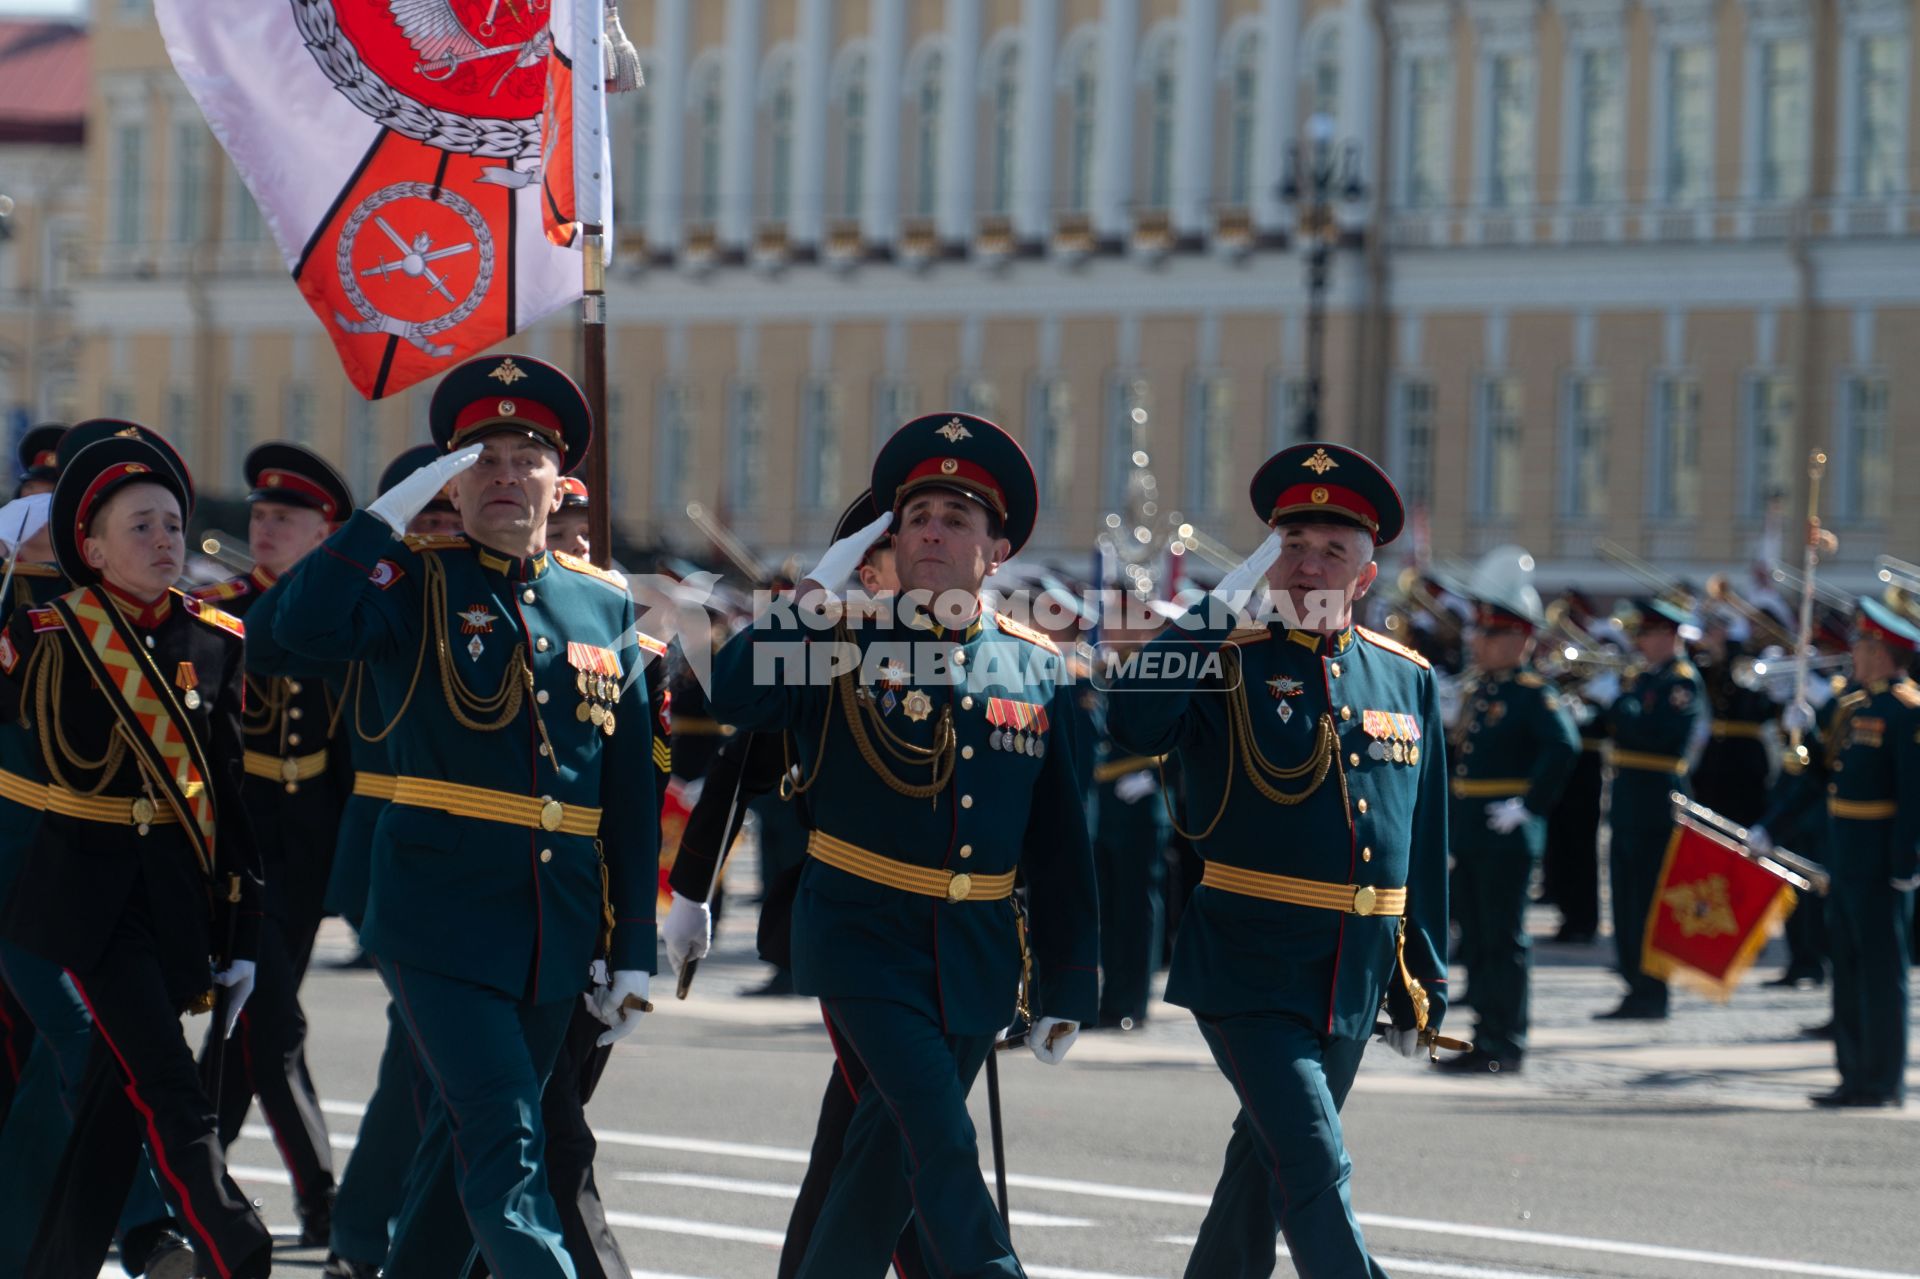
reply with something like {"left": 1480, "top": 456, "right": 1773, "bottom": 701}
{"left": 602, "top": 1211, "right": 784, "bottom": 1247}
{"left": 618, "top": 1170, "right": 1095, "bottom": 1227}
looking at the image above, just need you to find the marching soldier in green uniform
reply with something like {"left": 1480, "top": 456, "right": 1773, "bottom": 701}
{"left": 272, "top": 354, "right": 659, "bottom": 1276}
{"left": 1595, "top": 600, "right": 1709, "bottom": 1021}
{"left": 2, "top": 429, "right": 271, "bottom": 1278}
{"left": 1751, "top": 599, "right": 1919, "bottom": 1107}
{"left": 1106, "top": 442, "right": 1450, "bottom": 1279}
{"left": 1441, "top": 573, "right": 1579, "bottom": 1074}
{"left": 193, "top": 442, "right": 351, "bottom": 1245}
{"left": 694, "top": 415, "right": 1098, "bottom": 1278}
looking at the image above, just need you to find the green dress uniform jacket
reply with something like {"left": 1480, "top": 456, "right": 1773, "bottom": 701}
{"left": 1602, "top": 656, "right": 1709, "bottom": 1012}
{"left": 271, "top": 510, "right": 659, "bottom": 1002}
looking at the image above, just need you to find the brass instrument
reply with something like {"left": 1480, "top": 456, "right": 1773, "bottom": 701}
{"left": 1594, "top": 538, "right": 1695, "bottom": 609}
{"left": 1702, "top": 573, "right": 1797, "bottom": 651}
{"left": 197, "top": 530, "right": 254, "bottom": 573}
{"left": 683, "top": 502, "right": 768, "bottom": 585}
{"left": 1767, "top": 560, "right": 1852, "bottom": 613}
{"left": 1379, "top": 564, "right": 1465, "bottom": 644}
{"left": 1535, "top": 597, "right": 1633, "bottom": 680}
{"left": 1785, "top": 451, "right": 1832, "bottom": 768}
{"left": 1732, "top": 650, "right": 1849, "bottom": 694}
{"left": 1875, "top": 555, "right": 1920, "bottom": 625}
{"left": 1167, "top": 520, "right": 1241, "bottom": 573}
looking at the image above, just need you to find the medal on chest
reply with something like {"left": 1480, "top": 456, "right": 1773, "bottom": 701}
{"left": 1362, "top": 709, "right": 1422, "bottom": 765}
{"left": 986, "top": 696, "right": 1049, "bottom": 756}
{"left": 1267, "top": 675, "right": 1304, "bottom": 724}
{"left": 568, "top": 642, "right": 622, "bottom": 736}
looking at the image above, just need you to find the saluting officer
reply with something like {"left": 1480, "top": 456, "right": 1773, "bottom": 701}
{"left": 693, "top": 415, "right": 1098, "bottom": 1278}
{"left": 193, "top": 442, "right": 351, "bottom": 1245}
{"left": 272, "top": 354, "right": 659, "bottom": 1276}
{"left": 1106, "top": 442, "right": 1450, "bottom": 1279}
{"left": 1595, "top": 600, "right": 1709, "bottom": 1022}
{"left": 1751, "top": 599, "right": 1919, "bottom": 1108}
{"left": 1442, "top": 581, "right": 1579, "bottom": 1074}
{"left": 1, "top": 429, "right": 271, "bottom": 1279}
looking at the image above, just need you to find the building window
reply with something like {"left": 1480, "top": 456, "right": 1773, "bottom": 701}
{"left": 694, "top": 72, "right": 723, "bottom": 222}
{"left": 988, "top": 45, "right": 1019, "bottom": 217}
{"left": 872, "top": 378, "right": 920, "bottom": 456}
{"left": 1838, "top": 375, "right": 1889, "bottom": 521}
{"left": 1565, "top": 375, "right": 1609, "bottom": 519}
{"left": 1758, "top": 39, "right": 1810, "bottom": 199}
{"left": 1267, "top": 373, "right": 1308, "bottom": 450}
{"left": 1225, "top": 35, "right": 1260, "bottom": 207}
{"left": 911, "top": 52, "right": 944, "bottom": 220}
{"left": 1030, "top": 377, "right": 1074, "bottom": 508}
{"left": 768, "top": 75, "right": 795, "bottom": 222}
{"left": 1652, "top": 375, "right": 1701, "bottom": 518}
{"left": 1066, "top": 43, "right": 1098, "bottom": 214}
{"left": 1577, "top": 48, "right": 1625, "bottom": 204}
{"left": 1144, "top": 40, "right": 1178, "bottom": 210}
{"left": 1187, "top": 373, "right": 1234, "bottom": 513}
{"left": 625, "top": 92, "right": 651, "bottom": 227}
{"left": 1666, "top": 45, "right": 1713, "bottom": 203}
{"left": 1488, "top": 53, "right": 1534, "bottom": 207}
{"left": 1745, "top": 375, "right": 1794, "bottom": 517}
{"left": 1477, "top": 376, "right": 1522, "bottom": 518}
{"left": 950, "top": 374, "right": 998, "bottom": 421}
{"left": 223, "top": 388, "right": 252, "bottom": 485}
{"left": 1405, "top": 56, "right": 1449, "bottom": 209}
{"left": 113, "top": 121, "right": 146, "bottom": 246}
{"left": 1858, "top": 35, "right": 1905, "bottom": 196}
{"left": 1309, "top": 24, "right": 1341, "bottom": 122}
{"left": 1396, "top": 379, "right": 1436, "bottom": 510}
{"left": 172, "top": 122, "right": 210, "bottom": 244}
{"left": 841, "top": 59, "right": 868, "bottom": 219}
{"left": 346, "top": 396, "right": 377, "bottom": 499}
{"left": 654, "top": 380, "right": 692, "bottom": 511}
{"left": 285, "top": 384, "right": 316, "bottom": 449}
{"left": 799, "top": 378, "right": 841, "bottom": 510}
{"left": 727, "top": 380, "right": 766, "bottom": 512}
{"left": 1107, "top": 375, "right": 1152, "bottom": 509}
{"left": 228, "top": 162, "right": 264, "bottom": 243}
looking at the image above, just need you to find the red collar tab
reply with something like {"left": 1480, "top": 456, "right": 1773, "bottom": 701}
{"left": 102, "top": 582, "right": 173, "bottom": 630}
{"left": 249, "top": 565, "right": 279, "bottom": 593}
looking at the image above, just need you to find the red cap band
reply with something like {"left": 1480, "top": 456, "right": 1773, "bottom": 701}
{"left": 256, "top": 468, "right": 339, "bottom": 520}
{"left": 1268, "top": 482, "right": 1381, "bottom": 533}
{"left": 76, "top": 461, "right": 155, "bottom": 533}
{"left": 897, "top": 457, "right": 1008, "bottom": 517}
{"left": 1474, "top": 604, "right": 1534, "bottom": 632}
{"left": 558, "top": 476, "right": 589, "bottom": 499}
{"left": 28, "top": 450, "right": 56, "bottom": 470}
{"left": 451, "top": 397, "right": 564, "bottom": 450}
{"left": 1860, "top": 612, "right": 1918, "bottom": 653}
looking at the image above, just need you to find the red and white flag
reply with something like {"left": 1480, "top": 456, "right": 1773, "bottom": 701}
{"left": 158, "top": 0, "right": 621, "bottom": 400}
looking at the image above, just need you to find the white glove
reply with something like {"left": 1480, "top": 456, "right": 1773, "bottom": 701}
{"left": 802, "top": 511, "right": 894, "bottom": 594}
{"left": 1485, "top": 796, "right": 1530, "bottom": 835}
{"left": 1581, "top": 671, "right": 1621, "bottom": 706}
{"left": 1384, "top": 1026, "right": 1422, "bottom": 1059}
{"left": 1112, "top": 771, "right": 1158, "bottom": 805}
{"left": 586, "top": 969, "right": 652, "bottom": 1047}
{"left": 213, "top": 959, "right": 257, "bottom": 1040}
{"left": 366, "top": 444, "right": 482, "bottom": 535}
{"left": 1890, "top": 874, "right": 1920, "bottom": 893}
{"left": 1746, "top": 824, "right": 1774, "bottom": 856}
{"left": 1028, "top": 1016, "right": 1079, "bottom": 1065}
{"left": 661, "top": 894, "right": 712, "bottom": 977}
{"left": 1782, "top": 700, "right": 1816, "bottom": 736}
{"left": 0, "top": 493, "right": 50, "bottom": 553}
{"left": 1210, "top": 529, "right": 1284, "bottom": 611}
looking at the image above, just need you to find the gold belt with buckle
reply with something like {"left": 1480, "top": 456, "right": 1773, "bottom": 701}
{"left": 1093, "top": 754, "right": 1165, "bottom": 784}
{"left": 0, "top": 769, "right": 182, "bottom": 828}
{"left": 1828, "top": 797, "right": 1898, "bottom": 821}
{"left": 389, "top": 776, "right": 602, "bottom": 837}
{"left": 672, "top": 717, "right": 737, "bottom": 737}
{"left": 352, "top": 772, "right": 398, "bottom": 801}
{"left": 1709, "top": 722, "right": 1767, "bottom": 741}
{"left": 1202, "top": 862, "right": 1406, "bottom": 916}
{"left": 807, "top": 830, "right": 1015, "bottom": 903}
{"left": 1611, "top": 749, "right": 1688, "bottom": 776}
{"left": 243, "top": 749, "right": 330, "bottom": 788}
{"left": 1448, "top": 777, "right": 1530, "bottom": 799}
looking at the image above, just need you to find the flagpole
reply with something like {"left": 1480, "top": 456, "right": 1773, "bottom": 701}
{"left": 583, "top": 222, "right": 611, "bottom": 568}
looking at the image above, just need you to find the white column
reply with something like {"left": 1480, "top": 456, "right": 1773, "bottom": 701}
{"left": 863, "top": 0, "right": 907, "bottom": 244}
{"left": 647, "top": 0, "right": 690, "bottom": 251}
{"left": 1338, "top": 0, "right": 1379, "bottom": 215}
{"left": 1172, "top": 0, "right": 1218, "bottom": 237}
{"left": 1253, "top": 0, "right": 1299, "bottom": 232}
{"left": 792, "top": 0, "right": 834, "bottom": 247}
{"left": 938, "top": 0, "right": 982, "bottom": 243}
{"left": 1014, "top": 0, "right": 1059, "bottom": 242}
{"left": 719, "top": 0, "right": 762, "bottom": 249}
{"left": 1092, "top": 0, "right": 1140, "bottom": 239}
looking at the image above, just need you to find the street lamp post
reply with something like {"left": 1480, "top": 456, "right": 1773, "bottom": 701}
{"left": 1280, "top": 113, "right": 1365, "bottom": 440}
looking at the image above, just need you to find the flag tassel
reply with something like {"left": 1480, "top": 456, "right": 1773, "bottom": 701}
{"left": 602, "top": 0, "right": 643, "bottom": 93}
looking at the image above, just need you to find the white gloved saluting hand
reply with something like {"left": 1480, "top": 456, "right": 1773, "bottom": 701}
{"left": 367, "top": 444, "right": 483, "bottom": 535}
{"left": 800, "top": 511, "right": 894, "bottom": 597}
{"left": 1210, "top": 529, "right": 1284, "bottom": 613}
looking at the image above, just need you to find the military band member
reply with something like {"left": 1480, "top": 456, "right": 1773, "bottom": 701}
{"left": 1595, "top": 600, "right": 1709, "bottom": 1022}
{"left": 1442, "top": 590, "right": 1579, "bottom": 1074}
{"left": 1751, "top": 599, "right": 1919, "bottom": 1108}
{"left": 1, "top": 431, "right": 271, "bottom": 1278}
{"left": 1106, "top": 442, "right": 1449, "bottom": 1279}
{"left": 550, "top": 475, "right": 592, "bottom": 559}
{"left": 272, "top": 354, "right": 659, "bottom": 1276}
{"left": 193, "top": 442, "right": 351, "bottom": 1245}
{"left": 696, "top": 416, "right": 1098, "bottom": 1277}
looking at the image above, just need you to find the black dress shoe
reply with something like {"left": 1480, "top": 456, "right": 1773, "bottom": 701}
{"left": 1593, "top": 1002, "right": 1668, "bottom": 1021}
{"left": 1835, "top": 1092, "right": 1906, "bottom": 1109}
{"left": 299, "top": 1187, "right": 335, "bottom": 1247}
{"left": 141, "top": 1230, "right": 195, "bottom": 1279}
{"left": 739, "top": 969, "right": 796, "bottom": 997}
{"left": 1765, "top": 969, "right": 1825, "bottom": 989}
{"left": 1801, "top": 1020, "right": 1836, "bottom": 1040}
{"left": 324, "top": 1253, "right": 383, "bottom": 1278}
{"left": 1435, "top": 1048, "right": 1521, "bottom": 1075}
{"left": 1809, "top": 1087, "right": 1855, "bottom": 1107}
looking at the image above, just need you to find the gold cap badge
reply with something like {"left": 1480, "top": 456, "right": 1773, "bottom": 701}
{"left": 1303, "top": 447, "right": 1339, "bottom": 475}
{"left": 936, "top": 418, "right": 972, "bottom": 443}
{"left": 490, "top": 358, "right": 528, "bottom": 385}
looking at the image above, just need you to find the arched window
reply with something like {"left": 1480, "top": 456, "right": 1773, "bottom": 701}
{"left": 832, "top": 49, "right": 870, "bottom": 220}
{"left": 618, "top": 77, "right": 651, "bottom": 228}
{"left": 987, "top": 43, "right": 1020, "bottom": 216}
{"left": 908, "top": 49, "right": 945, "bottom": 219}
{"left": 1061, "top": 34, "right": 1099, "bottom": 213}
{"left": 1140, "top": 31, "right": 1179, "bottom": 210}
{"left": 689, "top": 59, "right": 723, "bottom": 223}
{"left": 1305, "top": 18, "right": 1341, "bottom": 124}
{"left": 761, "top": 51, "right": 796, "bottom": 222}
{"left": 1224, "top": 30, "right": 1261, "bottom": 206}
